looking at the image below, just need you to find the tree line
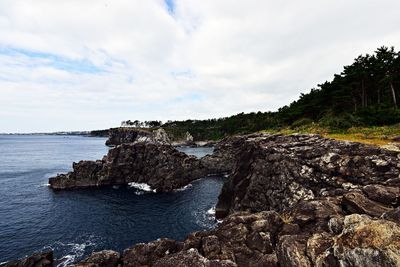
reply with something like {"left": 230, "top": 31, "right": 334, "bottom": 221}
{"left": 101, "top": 46, "right": 400, "bottom": 140}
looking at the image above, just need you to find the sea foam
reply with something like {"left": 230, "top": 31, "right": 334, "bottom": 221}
{"left": 128, "top": 182, "right": 156, "bottom": 193}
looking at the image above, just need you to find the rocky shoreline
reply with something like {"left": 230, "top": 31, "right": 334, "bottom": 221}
{"left": 3, "top": 134, "right": 400, "bottom": 266}
{"left": 48, "top": 134, "right": 237, "bottom": 191}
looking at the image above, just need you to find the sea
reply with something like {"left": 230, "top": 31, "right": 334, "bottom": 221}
{"left": 0, "top": 135, "right": 223, "bottom": 266}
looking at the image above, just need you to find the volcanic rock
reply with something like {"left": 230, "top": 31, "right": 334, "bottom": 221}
{"left": 0, "top": 251, "right": 53, "bottom": 267}
{"left": 49, "top": 143, "right": 208, "bottom": 192}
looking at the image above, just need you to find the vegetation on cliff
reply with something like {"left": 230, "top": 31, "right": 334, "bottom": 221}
{"left": 162, "top": 46, "right": 400, "bottom": 140}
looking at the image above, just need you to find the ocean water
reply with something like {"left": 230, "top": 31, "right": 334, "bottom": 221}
{"left": 0, "top": 135, "right": 222, "bottom": 266}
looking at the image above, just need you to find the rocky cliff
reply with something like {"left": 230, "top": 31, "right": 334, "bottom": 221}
{"left": 8, "top": 134, "right": 400, "bottom": 266}
{"left": 49, "top": 134, "right": 237, "bottom": 191}
{"left": 71, "top": 134, "right": 400, "bottom": 267}
{"left": 215, "top": 134, "right": 400, "bottom": 218}
{"left": 105, "top": 128, "right": 170, "bottom": 146}
{"left": 49, "top": 143, "right": 209, "bottom": 192}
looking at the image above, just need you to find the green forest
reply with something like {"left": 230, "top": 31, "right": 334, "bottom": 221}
{"left": 162, "top": 46, "right": 400, "bottom": 140}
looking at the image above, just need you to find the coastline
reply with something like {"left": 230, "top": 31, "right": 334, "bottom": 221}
{"left": 4, "top": 133, "right": 400, "bottom": 266}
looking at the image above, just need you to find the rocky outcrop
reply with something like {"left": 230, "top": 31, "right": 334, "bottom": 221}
{"left": 215, "top": 134, "right": 400, "bottom": 218}
{"left": 49, "top": 143, "right": 208, "bottom": 192}
{"left": 43, "top": 133, "right": 400, "bottom": 266}
{"left": 75, "top": 209, "right": 400, "bottom": 267}
{"left": 200, "top": 135, "right": 248, "bottom": 175}
{"left": 0, "top": 251, "right": 53, "bottom": 267}
{"left": 105, "top": 128, "right": 170, "bottom": 146}
{"left": 74, "top": 250, "right": 120, "bottom": 267}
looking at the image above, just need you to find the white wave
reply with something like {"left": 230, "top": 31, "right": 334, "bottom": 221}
{"left": 37, "top": 183, "right": 51, "bottom": 188}
{"left": 43, "top": 236, "right": 99, "bottom": 267}
{"left": 112, "top": 185, "right": 120, "bottom": 189}
{"left": 174, "top": 184, "right": 193, "bottom": 192}
{"left": 207, "top": 207, "right": 215, "bottom": 215}
{"left": 128, "top": 182, "right": 156, "bottom": 192}
{"left": 55, "top": 241, "right": 95, "bottom": 267}
{"left": 192, "top": 206, "right": 219, "bottom": 228}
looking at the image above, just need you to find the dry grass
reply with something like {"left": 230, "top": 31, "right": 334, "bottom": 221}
{"left": 260, "top": 124, "right": 400, "bottom": 147}
{"left": 279, "top": 212, "right": 294, "bottom": 224}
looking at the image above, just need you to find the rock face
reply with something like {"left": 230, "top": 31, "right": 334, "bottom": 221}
{"left": 74, "top": 250, "right": 120, "bottom": 267}
{"left": 33, "top": 133, "right": 400, "bottom": 266}
{"left": 105, "top": 128, "right": 170, "bottom": 146}
{"left": 215, "top": 134, "right": 400, "bottom": 218}
{"left": 0, "top": 251, "right": 53, "bottom": 267}
{"left": 75, "top": 210, "right": 400, "bottom": 267}
{"left": 200, "top": 135, "right": 248, "bottom": 175}
{"left": 49, "top": 143, "right": 209, "bottom": 192}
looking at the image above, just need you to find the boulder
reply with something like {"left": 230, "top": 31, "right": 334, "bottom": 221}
{"left": 342, "top": 191, "right": 392, "bottom": 217}
{"left": 333, "top": 214, "right": 400, "bottom": 267}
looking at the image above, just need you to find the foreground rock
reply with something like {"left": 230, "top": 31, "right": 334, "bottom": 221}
{"left": 0, "top": 251, "right": 53, "bottom": 267}
{"left": 105, "top": 128, "right": 170, "bottom": 146}
{"left": 49, "top": 143, "right": 209, "bottom": 192}
{"left": 75, "top": 211, "right": 400, "bottom": 267}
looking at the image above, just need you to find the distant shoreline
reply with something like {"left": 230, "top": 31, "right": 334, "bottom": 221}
{"left": 0, "top": 132, "right": 91, "bottom": 136}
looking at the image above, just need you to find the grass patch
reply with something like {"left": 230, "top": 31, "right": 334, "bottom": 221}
{"left": 260, "top": 124, "right": 400, "bottom": 147}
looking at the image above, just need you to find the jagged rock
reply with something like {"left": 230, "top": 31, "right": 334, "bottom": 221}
{"left": 290, "top": 198, "right": 343, "bottom": 231}
{"left": 105, "top": 128, "right": 170, "bottom": 146}
{"left": 328, "top": 216, "right": 345, "bottom": 235}
{"left": 276, "top": 235, "right": 312, "bottom": 267}
{"left": 122, "top": 238, "right": 179, "bottom": 266}
{"left": 74, "top": 250, "right": 120, "bottom": 267}
{"left": 185, "top": 132, "right": 195, "bottom": 145}
{"left": 306, "top": 233, "right": 338, "bottom": 267}
{"left": 0, "top": 251, "right": 53, "bottom": 267}
{"left": 333, "top": 214, "right": 400, "bottom": 266}
{"left": 382, "top": 142, "right": 400, "bottom": 152}
{"left": 342, "top": 191, "right": 392, "bottom": 217}
{"left": 153, "top": 249, "right": 237, "bottom": 267}
{"left": 75, "top": 208, "right": 400, "bottom": 267}
{"left": 382, "top": 207, "right": 400, "bottom": 223}
{"left": 56, "top": 134, "right": 400, "bottom": 266}
{"left": 362, "top": 184, "right": 400, "bottom": 205}
{"left": 202, "top": 236, "right": 221, "bottom": 259}
{"left": 215, "top": 134, "right": 400, "bottom": 219}
{"left": 49, "top": 143, "right": 208, "bottom": 191}
{"left": 200, "top": 135, "right": 247, "bottom": 177}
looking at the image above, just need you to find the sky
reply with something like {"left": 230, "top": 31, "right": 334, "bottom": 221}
{"left": 1, "top": 0, "right": 400, "bottom": 133}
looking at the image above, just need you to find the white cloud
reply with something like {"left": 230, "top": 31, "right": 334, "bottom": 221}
{"left": 0, "top": 0, "right": 399, "bottom": 132}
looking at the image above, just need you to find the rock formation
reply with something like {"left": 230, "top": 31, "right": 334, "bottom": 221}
{"left": 200, "top": 135, "right": 249, "bottom": 174}
{"left": 215, "top": 134, "right": 400, "bottom": 218}
{"left": 72, "top": 134, "right": 400, "bottom": 267}
{"left": 105, "top": 128, "right": 170, "bottom": 146}
{"left": 10, "top": 133, "right": 398, "bottom": 266}
{"left": 49, "top": 143, "right": 209, "bottom": 192}
{"left": 0, "top": 251, "right": 53, "bottom": 267}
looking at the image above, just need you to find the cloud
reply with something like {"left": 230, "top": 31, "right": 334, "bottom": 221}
{"left": 0, "top": 0, "right": 399, "bottom": 132}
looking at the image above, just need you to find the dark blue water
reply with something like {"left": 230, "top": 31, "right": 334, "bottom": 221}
{"left": 0, "top": 135, "right": 222, "bottom": 266}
